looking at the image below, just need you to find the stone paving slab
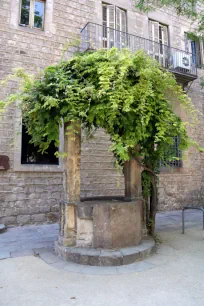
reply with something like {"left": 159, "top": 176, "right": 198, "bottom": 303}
{"left": 39, "top": 251, "right": 60, "bottom": 264}
{"left": 11, "top": 250, "right": 34, "bottom": 258}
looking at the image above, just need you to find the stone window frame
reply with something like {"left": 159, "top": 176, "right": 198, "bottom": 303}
{"left": 10, "top": 0, "right": 55, "bottom": 36}
{"left": 14, "top": 105, "right": 64, "bottom": 172}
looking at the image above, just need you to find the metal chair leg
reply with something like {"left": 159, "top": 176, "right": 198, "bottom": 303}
{"left": 203, "top": 210, "right": 204, "bottom": 230}
{"left": 182, "top": 209, "right": 185, "bottom": 234}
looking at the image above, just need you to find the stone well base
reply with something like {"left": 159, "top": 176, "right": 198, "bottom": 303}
{"left": 55, "top": 237, "right": 155, "bottom": 266}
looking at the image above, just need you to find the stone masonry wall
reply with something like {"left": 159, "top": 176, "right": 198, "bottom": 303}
{"left": 0, "top": 0, "right": 204, "bottom": 226}
{"left": 81, "top": 130, "right": 124, "bottom": 198}
{"left": 158, "top": 70, "right": 204, "bottom": 211}
{"left": 0, "top": 0, "right": 97, "bottom": 226}
{"left": 0, "top": 0, "right": 126, "bottom": 226}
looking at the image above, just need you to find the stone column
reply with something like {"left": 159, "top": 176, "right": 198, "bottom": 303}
{"left": 59, "top": 121, "right": 81, "bottom": 247}
{"left": 124, "top": 158, "right": 142, "bottom": 201}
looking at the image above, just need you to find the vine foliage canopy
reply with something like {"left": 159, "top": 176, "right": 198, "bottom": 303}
{"left": 0, "top": 48, "right": 199, "bottom": 169}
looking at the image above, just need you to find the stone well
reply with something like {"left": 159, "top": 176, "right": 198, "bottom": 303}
{"left": 55, "top": 123, "right": 155, "bottom": 266}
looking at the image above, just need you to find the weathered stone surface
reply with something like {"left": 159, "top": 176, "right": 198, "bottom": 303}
{"left": 31, "top": 214, "right": 46, "bottom": 223}
{"left": 92, "top": 200, "right": 142, "bottom": 249}
{"left": 77, "top": 204, "right": 93, "bottom": 220}
{"left": 76, "top": 218, "right": 93, "bottom": 247}
{"left": 17, "top": 215, "right": 31, "bottom": 225}
{"left": 0, "top": 216, "right": 17, "bottom": 226}
{"left": 99, "top": 250, "right": 123, "bottom": 266}
{"left": 47, "top": 212, "right": 59, "bottom": 222}
{"left": 55, "top": 237, "right": 155, "bottom": 266}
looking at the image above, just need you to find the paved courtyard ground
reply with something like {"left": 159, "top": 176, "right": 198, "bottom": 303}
{"left": 0, "top": 210, "right": 204, "bottom": 306}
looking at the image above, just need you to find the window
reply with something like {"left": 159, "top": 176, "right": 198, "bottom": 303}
{"left": 149, "top": 20, "right": 169, "bottom": 67}
{"left": 20, "top": 0, "right": 45, "bottom": 29}
{"left": 102, "top": 3, "right": 127, "bottom": 49}
{"left": 160, "top": 136, "right": 182, "bottom": 168}
{"left": 21, "top": 124, "right": 58, "bottom": 165}
{"left": 184, "top": 33, "right": 202, "bottom": 67}
{"left": 183, "top": 0, "right": 197, "bottom": 13}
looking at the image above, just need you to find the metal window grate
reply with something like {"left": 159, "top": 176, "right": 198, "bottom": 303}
{"left": 160, "top": 136, "right": 182, "bottom": 168}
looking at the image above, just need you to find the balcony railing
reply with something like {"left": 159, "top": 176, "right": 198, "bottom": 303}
{"left": 81, "top": 23, "right": 197, "bottom": 80}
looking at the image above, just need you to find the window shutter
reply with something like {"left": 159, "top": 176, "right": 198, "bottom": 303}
{"left": 103, "top": 4, "right": 115, "bottom": 48}
{"left": 107, "top": 5, "right": 115, "bottom": 48}
{"left": 149, "top": 20, "right": 159, "bottom": 56}
{"left": 107, "top": 4, "right": 115, "bottom": 29}
{"left": 116, "top": 7, "right": 121, "bottom": 32}
{"left": 116, "top": 7, "right": 127, "bottom": 49}
{"left": 103, "top": 4, "right": 107, "bottom": 26}
{"left": 153, "top": 21, "right": 159, "bottom": 43}
{"left": 149, "top": 20, "right": 159, "bottom": 42}
{"left": 162, "top": 25, "right": 168, "bottom": 46}
{"left": 121, "top": 9, "right": 127, "bottom": 33}
{"left": 102, "top": 4, "right": 108, "bottom": 47}
{"left": 149, "top": 20, "right": 153, "bottom": 41}
{"left": 121, "top": 9, "right": 127, "bottom": 47}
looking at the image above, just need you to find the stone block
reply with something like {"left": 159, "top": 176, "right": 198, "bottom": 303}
{"left": 120, "top": 247, "right": 141, "bottom": 265}
{"left": 40, "top": 206, "right": 50, "bottom": 213}
{"left": 92, "top": 200, "right": 142, "bottom": 249}
{"left": 51, "top": 205, "right": 59, "bottom": 212}
{"left": 31, "top": 214, "right": 46, "bottom": 223}
{"left": 77, "top": 218, "right": 93, "bottom": 247}
{"left": 17, "top": 215, "right": 31, "bottom": 225}
{"left": 5, "top": 194, "right": 16, "bottom": 202}
{"left": 0, "top": 216, "right": 16, "bottom": 226}
{"left": 47, "top": 212, "right": 59, "bottom": 222}
{"left": 99, "top": 250, "right": 123, "bottom": 266}
{"left": 77, "top": 204, "right": 93, "bottom": 220}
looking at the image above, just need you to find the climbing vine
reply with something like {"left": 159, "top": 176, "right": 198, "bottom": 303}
{"left": 0, "top": 48, "right": 202, "bottom": 234}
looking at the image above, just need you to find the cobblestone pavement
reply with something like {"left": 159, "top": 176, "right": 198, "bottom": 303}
{"left": 0, "top": 209, "right": 203, "bottom": 275}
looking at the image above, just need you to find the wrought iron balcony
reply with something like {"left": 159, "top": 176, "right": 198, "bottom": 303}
{"left": 81, "top": 23, "right": 197, "bottom": 83}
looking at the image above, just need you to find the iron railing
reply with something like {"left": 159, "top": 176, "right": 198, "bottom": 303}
{"left": 81, "top": 22, "right": 197, "bottom": 77}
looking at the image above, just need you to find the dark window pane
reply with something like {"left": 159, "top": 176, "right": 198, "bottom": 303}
{"left": 191, "top": 40, "right": 197, "bottom": 64}
{"left": 34, "top": 0, "right": 44, "bottom": 29}
{"left": 21, "top": 124, "right": 58, "bottom": 165}
{"left": 20, "top": 0, "right": 30, "bottom": 26}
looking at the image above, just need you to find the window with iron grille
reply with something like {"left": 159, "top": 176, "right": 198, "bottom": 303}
{"left": 160, "top": 136, "right": 182, "bottom": 168}
{"left": 20, "top": 0, "right": 45, "bottom": 30}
